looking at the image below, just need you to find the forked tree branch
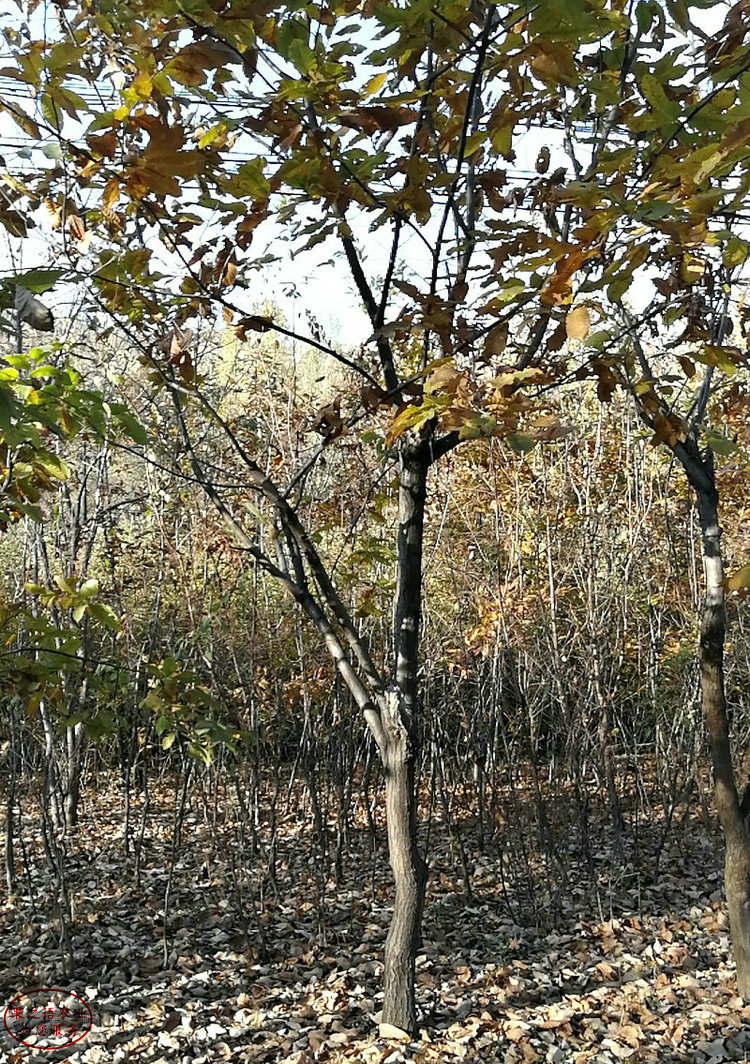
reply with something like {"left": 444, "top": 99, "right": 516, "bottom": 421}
{"left": 166, "top": 375, "right": 388, "bottom": 753}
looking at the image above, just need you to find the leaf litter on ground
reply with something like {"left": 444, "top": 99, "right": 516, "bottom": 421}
{"left": 1, "top": 770, "right": 748, "bottom": 1064}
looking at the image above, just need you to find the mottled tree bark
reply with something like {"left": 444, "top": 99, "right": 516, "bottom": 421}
{"left": 381, "top": 690, "right": 427, "bottom": 1031}
{"left": 380, "top": 446, "right": 429, "bottom": 1033}
{"left": 687, "top": 447, "right": 750, "bottom": 996}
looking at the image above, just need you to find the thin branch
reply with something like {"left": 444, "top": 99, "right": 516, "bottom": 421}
{"left": 167, "top": 371, "right": 387, "bottom": 752}
{"left": 376, "top": 215, "right": 403, "bottom": 329}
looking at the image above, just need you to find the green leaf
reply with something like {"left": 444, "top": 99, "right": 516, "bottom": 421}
{"left": 151, "top": 707, "right": 168, "bottom": 729}
{"left": 229, "top": 159, "right": 270, "bottom": 200}
{"left": 705, "top": 430, "right": 738, "bottom": 456}
{"left": 507, "top": 433, "right": 535, "bottom": 453}
{"left": 276, "top": 17, "right": 308, "bottom": 62}
{"left": 160, "top": 656, "right": 180, "bottom": 677}
{"left": 635, "top": 0, "right": 653, "bottom": 34}
{"left": 607, "top": 273, "right": 632, "bottom": 303}
{"left": 28, "top": 364, "right": 61, "bottom": 379}
{"left": 162, "top": 731, "right": 177, "bottom": 750}
{"left": 41, "top": 91, "right": 61, "bottom": 130}
{"left": 723, "top": 237, "right": 749, "bottom": 268}
{"left": 13, "top": 268, "right": 64, "bottom": 294}
{"left": 640, "top": 72, "right": 679, "bottom": 124}
{"left": 88, "top": 602, "right": 121, "bottom": 630}
{"left": 0, "top": 387, "right": 17, "bottom": 431}
{"left": 34, "top": 452, "right": 69, "bottom": 481}
{"left": 111, "top": 406, "right": 148, "bottom": 445}
{"left": 289, "top": 38, "right": 315, "bottom": 75}
{"left": 695, "top": 345, "right": 741, "bottom": 375}
{"left": 86, "top": 712, "right": 114, "bottom": 740}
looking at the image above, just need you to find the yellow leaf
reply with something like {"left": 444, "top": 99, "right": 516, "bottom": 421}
{"left": 102, "top": 177, "right": 120, "bottom": 208}
{"left": 364, "top": 71, "right": 387, "bottom": 96}
{"left": 565, "top": 305, "right": 590, "bottom": 340}
{"left": 680, "top": 253, "right": 705, "bottom": 284}
{"left": 132, "top": 71, "right": 153, "bottom": 99}
{"left": 726, "top": 563, "right": 750, "bottom": 591}
{"left": 425, "top": 363, "right": 462, "bottom": 395}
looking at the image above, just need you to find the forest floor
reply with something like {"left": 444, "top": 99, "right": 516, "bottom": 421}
{"left": 1, "top": 767, "right": 749, "bottom": 1064}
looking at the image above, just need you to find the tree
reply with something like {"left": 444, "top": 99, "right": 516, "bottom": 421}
{"left": 5, "top": 0, "right": 750, "bottom": 1029}
{"left": 615, "top": 314, "right": 750, "bottom": 992}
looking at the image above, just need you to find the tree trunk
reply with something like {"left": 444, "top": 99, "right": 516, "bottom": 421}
{"left": 692, "top": 456, "right": 750, "bottom": 995}
{"left": 379, "top": 445, "right": 429, "bottom": 1033}
{"left": 381, "top": 690, "right": 427, "bottom": 1032}
{"left": 167, "top": 335, "right": 435, "bottom": 1032}
{"left": 4, "top": 700, "right": 18, "bottom": 893}
{"left": 64, "top": 721, "right": 86, "bottom": 831}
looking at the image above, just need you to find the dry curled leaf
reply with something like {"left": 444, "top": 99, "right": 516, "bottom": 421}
{"left": 68, "top": 214, "right": 86, "bottom": 242}
{"left": 536, "top": 146, "right": 551, "bottom": 174}
{"left": 310, "top": 397, "right": 345, "bottom": 443}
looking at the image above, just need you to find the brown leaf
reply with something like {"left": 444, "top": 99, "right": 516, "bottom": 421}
{"left": 341, "top": 105, "right": 418, "bottom": 134}
{"left": 123, "top": 118, "right": 206, "bottom": 198}
{"left": 546, "top": 318, "right": 568, "bottom": 352}
{"left": 650, "top": 413, "right": 687, "bottom": 447}
{"left": 592, "top": 359, "right": 617, "bottom": 401}
{"left": 234, "top": 314, "right": 275, "bottom": 340}
{"left": 87, "top": 130, "right": 118, "bottom": 158}
{"left": 306, "top": 1030, "right": 326, "bottom": 1053}
{"left": 540, "top": 247, "right": 585, "bottom": 307}
{"left": 44, "top": 199, "right": 62, "bottom": 230}
{"left": 280, "top": 123, "right": 303, "bottom": 150}
{"left": 310, "top": 398, "right": 345, "bottom": 443}
{"left": 483, "top": 322, "right": 508, "bottom": 359}
{"left": 504, "top": 1022, "right": 530, "bottom": 1042}
{"left": 477, "top": 169, "right": 507, "bottom": 189}
{"left": 540, "top": 274, "right": 572, "bottom": 307}
{"left": 530, "top": 42, "right": 576, "bottom": 85}
{"left": 167, "top": 41, "right": 239, "bottom": 86}
{"left": 361, "top": 384, "right": 387, "bottom": 412}
{"left": 600, "top": 1038, "right": 636, "bottom": 1059}
{"left": 68, "top": 214, "right": 86, "bottom": 242}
